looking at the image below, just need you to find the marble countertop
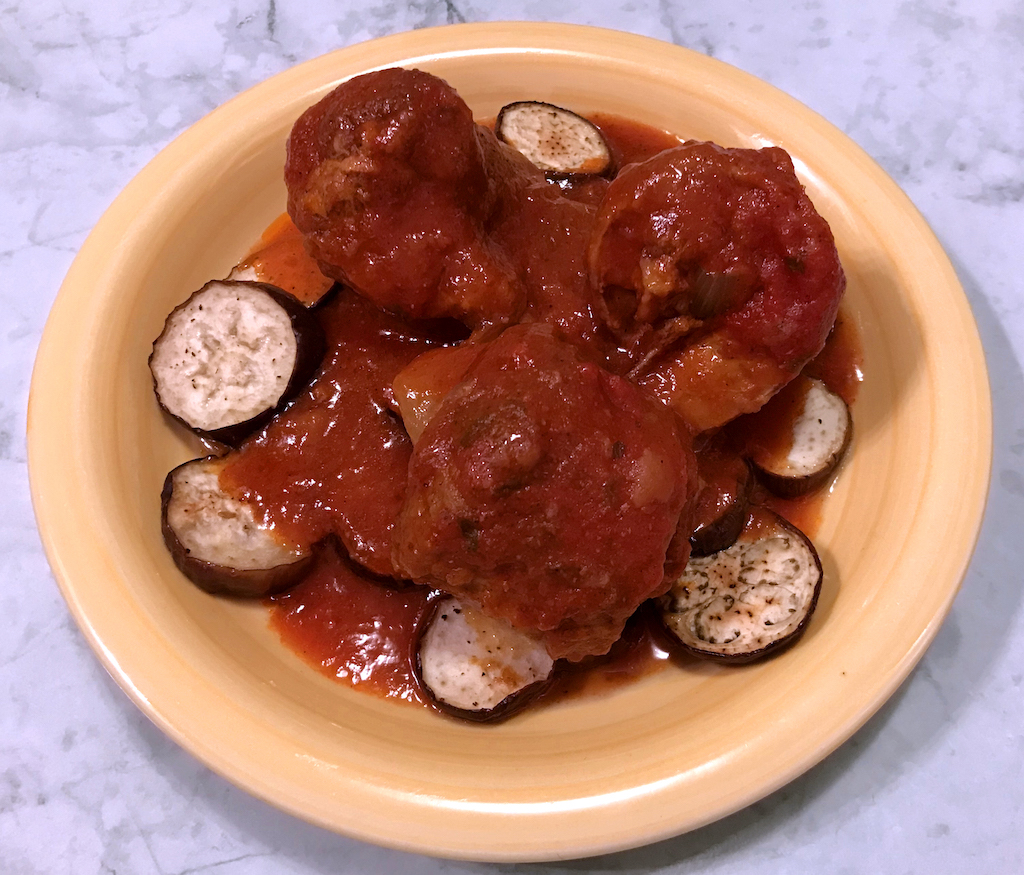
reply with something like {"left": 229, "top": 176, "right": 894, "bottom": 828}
{"left": 3, "top": 1, "right": 1022, "bottom": 872}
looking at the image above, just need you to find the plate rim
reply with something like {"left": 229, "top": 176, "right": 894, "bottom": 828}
{"left": 27, "top": 22, "right": 992, "bottom": 861}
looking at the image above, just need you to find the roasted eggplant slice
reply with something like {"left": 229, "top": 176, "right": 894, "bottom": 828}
{"left": 161, "top": 456, "right": 314, "bottom": 597}
{"left": 660, "top": 508, "right": 822, "bottom": 662}
{"left": 496, "top": 101, "right": 613, "bottom": 177}
{"left": 690, "top": 451, "right": 752, "bottom": 557}
{"left": 416, "top": 597, "right": 555, "bottom": 722}
{"left": 149, "top": 280, "right": 327, "bottom": 445}
{"left": 744, "top": 375, "right": 852, "bottom": 498}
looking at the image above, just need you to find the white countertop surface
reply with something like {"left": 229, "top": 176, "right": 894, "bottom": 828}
{"left": 3, "top": 1, "right": 1022, "bottom": 872}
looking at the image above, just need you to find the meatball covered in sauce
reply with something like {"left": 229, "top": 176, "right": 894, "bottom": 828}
{"left": 285, "top": 67, "right": 542, "bottom": 330}
{"left": 393, "top": 323, "right": 696, "bottom": 662}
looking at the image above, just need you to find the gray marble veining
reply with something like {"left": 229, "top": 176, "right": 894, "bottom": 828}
{"left": 3, "top": 1, "right": 1022, "bottom": 872}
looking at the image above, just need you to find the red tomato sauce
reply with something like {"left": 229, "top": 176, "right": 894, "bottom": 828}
{"left": 219, "top": 291, "right": 462, "bottom": 577}
{"left": 238, "top": 114, "right": 862, "bottom": 709}
{"left": 804, "top": 309, "right": 864, "bottom": 407}
{"left": 236, "top": 213, "right": 334, "bottom": 305}
{"left": 591, "top": 112, "right": 685, "bottom": 165}
{"left": 271, "top": 545, "right": 438, "bottom": 703}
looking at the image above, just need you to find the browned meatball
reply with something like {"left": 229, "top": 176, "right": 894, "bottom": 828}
{"left": 393, "top": 323, "right": 696, "bottom": 662}
{"left": 285, "top": 67, "right": 541, "bottom": 329}
{"left": 590, "top": 141, "right": 845, "bottom": 431}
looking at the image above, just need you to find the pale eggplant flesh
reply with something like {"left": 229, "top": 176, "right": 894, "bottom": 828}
{"left": 495, "top": 101, "right": 614, "bottom": 178}
{"left": 746, "top": 376, "right": 852, "bottom": 498}
{"left": 415, "top": 596, "right": 556, "bottom": 722}
{"left": 149, "top": 279, "right": 327, "bottom": 446}
{"left": 161, "top": 456, "right": 315, "bottom": 597}
{"left": 660, "top": 507, "right": 822, "bottom": 662}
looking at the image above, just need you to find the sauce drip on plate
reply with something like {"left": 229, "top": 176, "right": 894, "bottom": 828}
{"left": 234, "top": 113, "right": 862, "bottom": 709}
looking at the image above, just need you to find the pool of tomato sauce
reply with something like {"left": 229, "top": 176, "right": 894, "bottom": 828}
{"left": 243, "top": 114, "right": 863, "bottom": 712}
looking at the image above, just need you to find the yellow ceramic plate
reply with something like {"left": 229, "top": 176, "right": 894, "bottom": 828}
{"left": 28, "top": 23, "right": 990, "bottom": 861}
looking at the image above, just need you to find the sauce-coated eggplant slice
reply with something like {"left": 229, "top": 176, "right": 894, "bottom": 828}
{"left": 745, "top": 375, "right": 852, "bottom": 498}
{"left": 161, "top": 456, "right": 314, "bottom": 597}
{"left": 660, "top": 508, "right": 822, "bottom": 662}
{"left": 690, "top": 452, "right": 752, "bottom": 557}
{"left": 149, "top": 279, "right": 327, "bottom": 445}
{"left": 496, "top": 101, "right": 613, "bottom": 177}
{"left": 416, "top": 597, "right": 555, "bottom": 722}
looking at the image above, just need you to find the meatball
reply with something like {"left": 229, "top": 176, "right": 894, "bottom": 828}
{"left": 393, "top": 323, "right": 696, "bottom": 662}
{"left": 590, "top": 141, "right": 845, "bottom": 431}
{"left": 285, "top": 67, "right": 541, "bottom": 330}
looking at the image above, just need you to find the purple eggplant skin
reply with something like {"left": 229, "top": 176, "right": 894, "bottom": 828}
{"left": 150, "top": 280, "right": 327, "bottom": 447}
{"left": 160, "top": 457, "right": 315, "bottom": 598}
{"left": 660, "top": 508, "right": 823, "bottom": 665}
{"left": 689, "top": 459, "right": 753, "bottom": 558}
{"left": 418, "top": 666, "right": 555, "bottom": 724}
{"left": 495, "top": 101, "right": 616, "bottom": 180}
{"left": 412, "top": 599, "right": 557, "bottom": 724}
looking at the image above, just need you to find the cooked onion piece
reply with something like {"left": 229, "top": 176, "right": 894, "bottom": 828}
{"left": 150, "top": 280, "right": 326, "bottom": 445}
{"left": 496, "top": 101, "right": 613, "bottom": 176}
{"left": 660, "top": 508, "right": 822, "bottom": 662}
{"left": 161, "top": 456, "right": 314, "bottom": 597}
{"left": 746, "top": 375, "right": 852, "bottom": 497}
{"left": 391, "top": 342, "right": 485, "bottom": 445}
{"left": 416, "top": 597, "right": 555, "bottom": 721}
